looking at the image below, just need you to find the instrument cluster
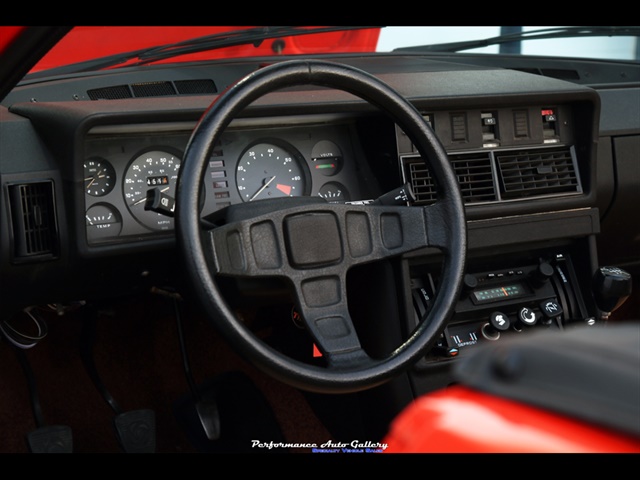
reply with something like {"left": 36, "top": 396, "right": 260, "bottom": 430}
{"left": 83, "top": 120, "right": 370, "bottom": 246}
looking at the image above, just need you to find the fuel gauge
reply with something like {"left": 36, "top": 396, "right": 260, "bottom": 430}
{"left": 86, "top": 203, "right": 122, "bottom": 243}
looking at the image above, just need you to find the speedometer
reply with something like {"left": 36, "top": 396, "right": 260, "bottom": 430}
{"left": 123, "top": 149, "right": 181, "bottom": 231}
{"left": 236, "top": 141, "right": 310, "bottom": 202}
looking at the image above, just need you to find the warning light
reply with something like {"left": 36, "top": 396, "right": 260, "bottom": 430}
{"left": 313, "top": 344, "right": 322, "bottom": 357}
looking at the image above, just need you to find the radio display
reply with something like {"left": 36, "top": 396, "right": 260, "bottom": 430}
{"left": 472, "top": 283, "right": 528, "bottom": 304}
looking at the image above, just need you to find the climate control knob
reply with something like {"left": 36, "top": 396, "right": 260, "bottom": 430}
{"left": 517, "top": 307, "right": 538, "bottom": 326}
{"left": 481, "top": 311, "right": 511, "bottom": 340}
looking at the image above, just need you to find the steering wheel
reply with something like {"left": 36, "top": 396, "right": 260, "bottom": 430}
{"left": 176, "top": 60, "right": 466, "bottom": 394}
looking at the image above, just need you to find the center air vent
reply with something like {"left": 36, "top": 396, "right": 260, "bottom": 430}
{"left": 87, "top": 79, "right": 217, "bottom": 100}
{"left": 405, "top": 152, "right": 496, "bottom": 205}
{"left": 8, "top": 181, "right": 59, "bottom": 261}
{"left": 404, "top": 146, "right": 581, "bottom": 206}
{"left": 496, "top": 146, "right": 581, "bottom": 199}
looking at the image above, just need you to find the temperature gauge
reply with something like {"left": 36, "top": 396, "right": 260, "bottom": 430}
{"left": 85, "top": 203, "right": 122, "bottom": 243}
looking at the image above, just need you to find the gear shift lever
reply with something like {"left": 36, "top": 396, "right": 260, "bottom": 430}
{"left": 592, "top": 266, "right": 632, "bottom": 320}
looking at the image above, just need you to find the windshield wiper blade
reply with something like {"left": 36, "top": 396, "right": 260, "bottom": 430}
{"left": 394, "top": 26, "right": 640, "bottom": 53}
{"left": 135, "top": 26, "right": 381, "bottom": 64}
{"left": 26, "top": 26, "right": 381, "bottom": 79}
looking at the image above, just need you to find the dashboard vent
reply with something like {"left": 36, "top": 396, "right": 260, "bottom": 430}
{"left": 87, "top": 85, "right": 133, "bottom": 100}
{"left": 407, "top": 160, "right": 437, "bottom": 204}
{"left": 405, "top": 146, "right": 580, "bottom": 206}
{"left": 175, "top": 79, "right": 217, "bottom": 94}
{"left": 405, "top": 152, "right": 496, "bottom": 205}
{"left": 87, "top": 79, "right": 216, "bottom": 100}
{"left": 131, "top": 81, "right": 176, "bottom": 97}
{"left": 450, "top": 152, "right": 497, "bottom": 203}
{"left": 8, "top": 181, "right": 59, "bottom": 261}
{"left": 496, "top": 146, "right": 581, "bottom": 199}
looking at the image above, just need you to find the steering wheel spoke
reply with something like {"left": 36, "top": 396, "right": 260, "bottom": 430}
{"left": 289, "top": 273, "right": 370, "bottom": 368}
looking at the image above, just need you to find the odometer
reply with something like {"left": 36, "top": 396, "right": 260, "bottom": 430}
{"left": 123, "top": 149, "right": 181, "bottom": 231}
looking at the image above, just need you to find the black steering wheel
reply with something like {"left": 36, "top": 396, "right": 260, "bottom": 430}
{"left": 176, "top": 60, "right": 466, "bottom": 394}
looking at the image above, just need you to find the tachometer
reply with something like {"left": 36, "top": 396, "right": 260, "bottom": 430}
{"left": 236, "top": 141, "right": 309, "bottom": 202}
{"left": 123, "top": 149, "right": 181, "bottom": 231}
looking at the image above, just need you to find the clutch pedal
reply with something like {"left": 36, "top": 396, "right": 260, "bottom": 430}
{"left": 27, "top": 425, "right": 73, "bottom": 453}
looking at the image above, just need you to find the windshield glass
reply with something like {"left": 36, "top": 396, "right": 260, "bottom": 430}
{"left": 30, "top": 25, "right": 640, "bottom": 76}
{"left": 378, "top": 26, "right": 639, "bottom": 61}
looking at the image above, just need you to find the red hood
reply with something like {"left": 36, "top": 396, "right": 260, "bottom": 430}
{"left": 2, "top": 26, "right": 381, "bottom": 74}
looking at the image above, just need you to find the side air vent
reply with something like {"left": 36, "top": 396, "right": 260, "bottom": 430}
{"left": 405, "top": 152, "right": 496, "bottom": 205}
{"left": 8, "top": 181, "right": 59, "bottom": 261}
{"left": 87, "top": 79, "right": 217, "bottom": 100}
{"left": 496, "top": 146, "right": 581, "bottom": 199}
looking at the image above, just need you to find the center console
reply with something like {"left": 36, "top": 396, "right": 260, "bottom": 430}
{"left": 411, "top": 251, "right": 592, "bottom": 360}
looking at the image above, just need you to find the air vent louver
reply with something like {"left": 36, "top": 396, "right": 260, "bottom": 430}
{"left": 496, "top": 147, "right": 581, "bottom": 199}
{"left": 451, "top": 153, "right": 497, "bottom": 203}
{"left": 406, "top": 152, "right": 496, "bottom": 205}
{"left": 408, "top": 161, "right": 437, "bottom": 204}
{"left": 9, "top": 181, "right": 59, "bottom": 260}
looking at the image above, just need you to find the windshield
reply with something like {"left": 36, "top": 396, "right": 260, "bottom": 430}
{"left": 378, "top": 26, "right": 639, "bottom": 61}
{"left": 29, "top": 25, "right": 640, "bottom": 76}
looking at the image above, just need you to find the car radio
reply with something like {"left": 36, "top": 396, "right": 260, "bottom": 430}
{"left": 410, "top": 253, "right": 591, "bottom": 359}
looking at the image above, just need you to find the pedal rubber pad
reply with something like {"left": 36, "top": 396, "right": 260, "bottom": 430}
{"left": 27, "top": 425, "right": 73, "bottom": 453}
{"left": 114, "top": 409, "right": 156, "bottom": 453}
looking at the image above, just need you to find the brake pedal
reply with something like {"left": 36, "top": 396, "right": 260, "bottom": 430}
{"left": 114, "top": 409, "right": 156, "bottom": 453}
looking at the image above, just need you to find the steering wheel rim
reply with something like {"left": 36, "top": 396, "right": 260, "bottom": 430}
{"left": 176, "top": 59, "right": 467, "bottom": 394}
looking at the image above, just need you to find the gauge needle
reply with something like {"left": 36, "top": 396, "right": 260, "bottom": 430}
{"left": 249, "top": 175, "right": 276, "bottom": 201}
{"left": 85, "top": 170, "right": 104, "bottom": 189}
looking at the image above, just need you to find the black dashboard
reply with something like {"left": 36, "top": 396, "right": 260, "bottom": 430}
{"left": 1, "top": 54, "right": 638, "bottom": 373}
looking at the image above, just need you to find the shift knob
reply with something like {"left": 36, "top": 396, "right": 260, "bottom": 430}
{"left": 592, "top": 266, "right": 632, "bottom": 315}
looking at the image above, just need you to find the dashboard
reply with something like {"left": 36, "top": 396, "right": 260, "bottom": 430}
{"left": 1, "top": 54, "right": 638, "bottom": 364}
